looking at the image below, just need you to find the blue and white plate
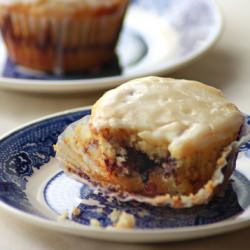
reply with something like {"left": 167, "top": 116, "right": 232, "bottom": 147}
{"left": 0, "top": 0, "right": 222, "bottom": 93}
{"left": 0, "top": 107, "right": 250, "bottom": 243}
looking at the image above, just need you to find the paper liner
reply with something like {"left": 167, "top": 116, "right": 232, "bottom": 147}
{"left": 0, "top": 3, "right": 128, "bottom": 73}
{"left": 55, "top": 116, "right": 250, "bottom": 208}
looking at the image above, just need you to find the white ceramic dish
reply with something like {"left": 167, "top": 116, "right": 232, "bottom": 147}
{"left": 0, "top": 107, "right": 250, "bottom": 243}
{"left": 0, "top": 0, "right": 222, "bottom": 93}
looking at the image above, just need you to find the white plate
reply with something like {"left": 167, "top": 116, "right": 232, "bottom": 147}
{"left": 0, "top": 107, "right": 250, "bottom": 243}
{"left": 0, "top": 0, "right": 222, "bottom": 93}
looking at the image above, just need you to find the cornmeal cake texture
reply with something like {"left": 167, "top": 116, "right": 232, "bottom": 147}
{"left": 56, "top": 77, "right": 244, "bottom": 208}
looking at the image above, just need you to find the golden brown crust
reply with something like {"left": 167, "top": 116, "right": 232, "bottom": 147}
{"left": 0, "top": 0, "right": 129, "bottom": 17}
{"left": 3, "top": 36, "right": 116, "bottom": 72}
{"left": 0, "top": 0, "right": 128, "bottom": 72}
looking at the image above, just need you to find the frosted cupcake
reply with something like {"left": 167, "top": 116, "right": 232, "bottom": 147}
{"left": 0, "top": 0, "right": 128, "bottom": 74}
{"left": 55, "top": 77, "right": 246, "bottom": 208}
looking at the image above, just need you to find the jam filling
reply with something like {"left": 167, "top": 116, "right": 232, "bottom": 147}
{"left": 106, "top": 147, "right": 176, "bottom": 183}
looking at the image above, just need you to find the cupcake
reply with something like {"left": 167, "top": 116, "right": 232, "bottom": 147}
{"left": 0, "top": 0, "right": 128, "bottom": 74}
{"left": 55, "top": 77, "right": 245, "bottom": 208}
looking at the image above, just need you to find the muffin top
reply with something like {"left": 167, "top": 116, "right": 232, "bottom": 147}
{"left": 91, "top": 76, "right": 244, "bottom": 158}
{"left": 0, "top": 0, "right": 128, "bottom": 16}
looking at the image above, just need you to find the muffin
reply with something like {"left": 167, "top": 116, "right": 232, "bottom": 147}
{"left": 55, "top": 77, "right": 245, "bottom": 208}
{"left": 0, "top": 0, "right": 128, "bottom": 74}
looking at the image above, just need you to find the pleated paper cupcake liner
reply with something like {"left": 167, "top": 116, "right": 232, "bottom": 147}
{"left": 55, "top": 115, "right": 250, "bottom": 208}
{"left": 0, "top": 2, "right": 128, "bottom": 73}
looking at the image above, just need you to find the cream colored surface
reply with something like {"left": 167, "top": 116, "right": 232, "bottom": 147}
{"left": 91, "top": 76, "right": 243, "bottom": 158}
{"left": 0, "top": 0, "right": 250, "bottom": 249}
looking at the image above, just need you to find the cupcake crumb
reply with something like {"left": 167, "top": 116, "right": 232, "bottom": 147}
{"left": 57, "top": 210, "right": 68, "bottom": 221}
{"left": 53, "top": 144, "right": 59, "bottom": 152}
{"left": 107, "top": 209, "right": 136, "bottom": 229}
{"left": 108, "top": 209, "right": 121, "bottom": 223}
{"left": 105, "top": 225, "right": 114, "bottom": 230}
{"left": 90, "top": 219, "right": 101, "bottom": 228}
{"left": 137, "top": 210, "right": 149, "bottom": 218}
{"left": 72, "top": 207, "right": 81, "bottom": 217}
{"left": 113, "top": 211, "right": 136, "bottom": 229}
{"left": 96, "top": 208, "right": 103, "bottom": 213}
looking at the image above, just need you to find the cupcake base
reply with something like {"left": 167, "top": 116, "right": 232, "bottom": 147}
{"left": 0, "top": 0, "right": 128, "bottom": 73}
{"left": 3, "top": 36, "right": 116, "bottom": 74}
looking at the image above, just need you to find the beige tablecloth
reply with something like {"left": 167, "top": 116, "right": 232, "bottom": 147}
{"left": 0, "top": 0, "right": 250, "bottom": 249}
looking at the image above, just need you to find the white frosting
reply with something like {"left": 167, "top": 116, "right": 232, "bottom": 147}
{"left": 91, "top": 77, "right": 243, "bottom": 158}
